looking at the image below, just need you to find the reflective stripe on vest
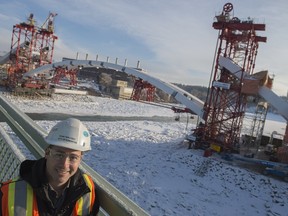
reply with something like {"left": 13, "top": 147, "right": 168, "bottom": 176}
{"left": 1, "top": 178, "right": 39, "bottom": 216}
{"left": 1, "top": 174, "right": 95, "bottom": 216}
{"left": 73, "top": 174, "right": 96, "bottom": 215}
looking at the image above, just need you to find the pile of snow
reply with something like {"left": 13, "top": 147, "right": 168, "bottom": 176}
{"left": 1, "top": 92, "right": 287, "bottom": 216}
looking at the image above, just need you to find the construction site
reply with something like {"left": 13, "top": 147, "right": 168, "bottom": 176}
{"left": 0, "top": 2, "right": 288, "bottom": 179}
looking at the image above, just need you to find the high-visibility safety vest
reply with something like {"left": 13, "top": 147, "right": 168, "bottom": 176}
{"left": 1, "top": 174, "right": 95, "bottom": 216}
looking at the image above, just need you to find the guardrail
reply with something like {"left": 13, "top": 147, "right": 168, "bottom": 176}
{"left": 0, "top": 94, "right": 150, "bottom": 216}
{"left": 0, "top": 125, "right": 25, "bottom": 181}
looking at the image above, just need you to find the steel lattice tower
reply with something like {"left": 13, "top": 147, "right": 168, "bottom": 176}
{"left": 34, "top": 12, "right": 58, "bottom": 67}
{"left": 8, "top": 13, "right": 36, "bottom": 86}
{"left": 8, "top": 13, "right": 57, "bottom": 88}
{"left": 197, "top": 3, "right": 267, "bottom": 151}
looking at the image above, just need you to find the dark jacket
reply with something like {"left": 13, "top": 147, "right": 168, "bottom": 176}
{"left": 0, "top": 158, "right": 99, "bottom": 216}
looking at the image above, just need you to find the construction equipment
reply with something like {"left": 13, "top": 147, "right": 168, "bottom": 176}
{"left": 194, "top": 2, "right": 267, "bottom": 152}
{"left": 5, "top": 12, "right": 58, "bottom": 89}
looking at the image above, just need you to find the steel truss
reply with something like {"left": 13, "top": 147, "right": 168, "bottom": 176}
{"left": 8, "top": 13, "right": 57, "bottom": 88}
{"left": 130, "top": 79, "right": 156, "bottom": 102}
{"left": 197, "top": 3, "right": 267, "bottom": 151}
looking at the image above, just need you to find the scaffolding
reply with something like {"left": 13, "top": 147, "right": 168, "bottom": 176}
{"left": 196, "top": 3, "right": 267, "bottom": 151}
{"left": 130, "top": 79, "right": 156, "bottom": 102}
{"left": 242, "top": 101, "right": 268, "bottom": 156}
{"left": 7, "top": 13, "right": 57, "bottom": 89}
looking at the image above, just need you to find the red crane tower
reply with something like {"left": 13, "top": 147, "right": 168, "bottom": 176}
{"left": 7, "top": 12, "right": 58, "bottom": 88}
{"left": 34, "top": 12, "right": 58, "bottom": 67}
{"left": 195, "top": 3, "right": 267, "bottom": 151}
{"left": 8, "top": 13, "right": 36, "bottom": 87}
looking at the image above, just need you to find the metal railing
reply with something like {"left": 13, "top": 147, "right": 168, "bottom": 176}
{"left": 0, "top": 93, "right": 150, "bottom": 216}
{"left": 0, "top": 125, "right": 25, "bottom": 182}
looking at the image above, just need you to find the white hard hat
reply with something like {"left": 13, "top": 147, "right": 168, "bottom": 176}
{"left": 45, "top": 118, "right": 91, "bottom": 151}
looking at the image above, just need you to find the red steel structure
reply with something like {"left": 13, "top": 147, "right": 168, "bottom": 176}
{"left": 130, "top": 79, "right": 156, "bottom": 102}
{"left": 34, "top": 12, "right": 58, "bottom": 67}
{"left": 51, "top": 67, "right": 78, "bottom": 86}
{"left": 197, "top": 3, "right": 267, "bottom": 151}
{"left": 8, "top": 13, "right": 36, "bottom": 87}
{"left": 8, "top": 13, "right": 57, "bottom": 88}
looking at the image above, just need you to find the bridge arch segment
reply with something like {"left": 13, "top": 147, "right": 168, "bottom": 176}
{"left": 24, "top": 60, "right": 205, "bottom": 117}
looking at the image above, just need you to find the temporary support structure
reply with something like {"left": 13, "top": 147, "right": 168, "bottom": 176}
{"left": 7, "top": 13, "right": 57, "bottom": 88}
{"left": 242, "top": 101, "right": 268, "bottom": 155}
{"left": 196, "top": 3, "right": 267, "bottom": 151}
{"left": 33, "top": 12, "right": 58, "bottom": 67}
{"left": 8, "top": 14, "right": 37, "bottom": 87}
{"left": 130, "top": 79, "right": 156, "bottom": 102}
{"left": 51, "top": 67, "right": 78, "bottom": 86}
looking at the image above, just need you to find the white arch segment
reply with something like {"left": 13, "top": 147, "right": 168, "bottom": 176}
{"left": 219, "top": 56, "right": 288, "bottom": 121}
{"left": 0, "top": 43, "right": 25, "bottom": 64}
{"left": 0, "top": 43, "right": 28, "bottom": 65}
{"left": 23, "top": 60, "right": 205, "bottom": 117}
{"left": 0, "top": 52, "right": 11, "bottom": 65}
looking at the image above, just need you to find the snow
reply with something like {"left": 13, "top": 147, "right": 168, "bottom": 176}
{"left": 4, "top": 93, "right": 173, "bottom": 117}
{"left": 1, "top": 92, "right": 288, "bottom": 216}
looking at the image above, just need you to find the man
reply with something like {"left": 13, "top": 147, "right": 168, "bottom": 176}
{"left": 0, "top": 118, "right": 99, "bottom": 215}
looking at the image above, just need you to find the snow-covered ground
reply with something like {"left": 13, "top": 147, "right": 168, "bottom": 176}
{"left": 1, "top": 92, "right": 288, "bottom": 216}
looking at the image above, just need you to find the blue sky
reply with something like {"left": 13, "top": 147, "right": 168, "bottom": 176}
{"left": 0, "top": 0, "right": 287, "bottom": 96}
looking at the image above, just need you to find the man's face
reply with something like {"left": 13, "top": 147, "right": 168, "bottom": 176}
{"left": 45, "top": 146, "right": 82, "bottom": 187}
